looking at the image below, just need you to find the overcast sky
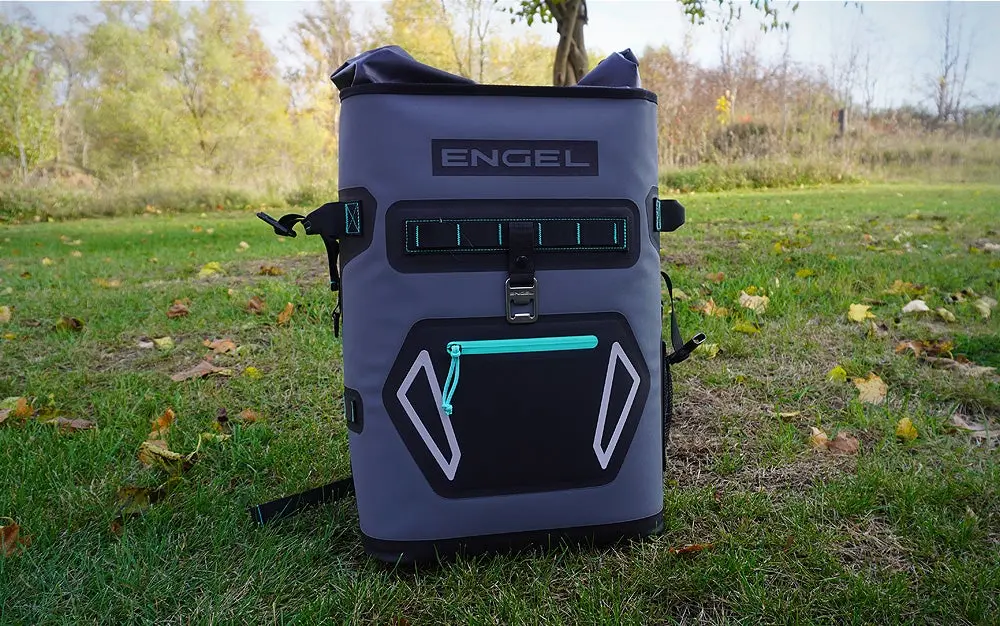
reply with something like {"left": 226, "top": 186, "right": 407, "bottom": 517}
{"left": 10, "top": 0, "right": 1000, "bottom": 110}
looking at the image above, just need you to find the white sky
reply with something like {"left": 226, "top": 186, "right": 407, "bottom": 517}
{"left": 10, "top": 0, "right": 1000, "bottom": 110}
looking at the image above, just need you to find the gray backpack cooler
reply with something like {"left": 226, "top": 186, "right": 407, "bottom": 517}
{"left": 253, "top": 46, "right": 703, "bottom": 564}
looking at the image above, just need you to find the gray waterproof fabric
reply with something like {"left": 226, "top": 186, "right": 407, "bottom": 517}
{"left": 332, "top": 50, "right": 668, "bottom": 545}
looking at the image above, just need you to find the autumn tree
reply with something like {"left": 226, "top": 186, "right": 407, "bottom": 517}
{"left": 509, "top": 0, "right": 797, "bottom": 86}
{"left": 0, "top": 19, "right": 56, "bottom": 180}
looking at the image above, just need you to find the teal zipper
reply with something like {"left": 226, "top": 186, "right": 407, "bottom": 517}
{"left": 440, "top": 335, "right": 598, "bottom": 415}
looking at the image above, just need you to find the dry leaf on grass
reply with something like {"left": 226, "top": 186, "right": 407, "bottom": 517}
{"left": 238, "top": 409, "right": 260, "bottom": 423}
{"left": 243, "top": 366, "right": 262, "bottom": 379}
{"left": 667, "top": 542, "right": 714, "bottom": 555}
{"left": 694, "top": 343, "right": 720, "bottom": 359}
{"left": 827, "top": 365, "right": 848, "bottom": 383}
{"left": 277, "top": 302, "right": 294, "bottom": 325}
{"left": 796, "top": 268, "right": 815, "bottom": 278}
{"left": 973, "top": 297, "right": 996, "bottom": 319}
{"left": 1, "top": 397, "right": 35, "bottom": 426}
{"left": 0, "top": 306, "right": 10, "bottom": 324}
{"left": 921, "top": 356, "right": 996, "bottom": 377}
{"left": 705, "top": 272, "right": 725, "bottom": 283}
{"left": 138, "top": 440, "right": 194, "bottom": 474}
{"left": 901, "top": 299, "right": 930, "bottom": 314}
{"left": 731, "top": 321, "right": 760, "bottom": 334}
{"left": 92, "top": 278, "right": 121, "bottom": 289}
{"left": 894, "top": 339, "right": 954, "bottom": 358}
{"left": 936, "top": 307, "right": 957, "bottom": 323}
{"left": 203, "top": 338, "right": 237, "bottom": 354}
{"left": 166, "top": 300, "right": 190, "bottom": 318}
{"left": 147, "top": 408, "right": 175, "bottom": 440}
{"left": 197, "top": 261, "right": 223, "bottom": 278}
{"left": 151, "top": 336, "right": 174, "bottom": 351}
{"left": 847, "top": 304, "right": 875, "bottom": 323}
{"left": 691, "top": 298, "right": 728, "bottom": 318}
{"left": 671, "top": 288, "right": 690, "bottom": 301}
{"left": 55, "top": 316, "right": 84, "bottom": 331}
{"left": 214, "top": 407, "right": 231, "bottom": 434}
{"left": 0, "top": 519, "right": 31, "bottom": 557}
{"left": 137, "top": 337, "right": 155, "bottom": 349}
{"left": 809, "top": 427, "right": 829, "bottom": 450}
{"left": 853, "top": 373, "right": 887, "bottom": 405}
{"left": 113, "top": 478, "right": 178, "bottom": 530}
{"left": 46, "top": 417, "right": 96, "bottom": 432}
{"left": 885, "top": 280, "right": 927, "bottom": 296}
{"left": 247, "top": 296, "right": 265, "bottom": 314}
{"left": 808, "top": 427, "right": 859, "bottom": 454}
{"left": 258, "top": 265, "right": 284, "bottom": 276}
{"left": 170, "top": 360, "right": 234, "bottom": 382}
{"left": 41, "top": 257, "right": 54, "bottom": 266}
{"left": 949, "top": 414, "right": 996, "bottom": 439}
{"left": 738, "top": 291, "right": 770, "bottom": 314}
{"left": 896, "top": 417, "right": 918, "bottom": 442}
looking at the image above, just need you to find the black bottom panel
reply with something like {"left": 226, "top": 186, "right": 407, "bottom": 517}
{"left": 362, "top": 510, "right": 663, "bottom": 566}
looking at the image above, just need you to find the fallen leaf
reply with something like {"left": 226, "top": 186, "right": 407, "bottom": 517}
{"left": 705, "top": 272, "right": 725, "bottom": 283}
{"left": 894, "top": 339, "right": 954, "bottom": 358}
{"left": 258, "top": 265, "right": 285, "bottom": 276}
{"left": 198, "top": 432, "right": 231, "bottom": 443}
{"left": 951, "top": 414, "right": 989, "bottom": 433}
{"left": 809, "top": 427, "right": 829, "bottom": 450}
{"left": 827, "top": 365, "right": 848, "bottom": 383}
{"left": 20, "top": 319, "right": 40, "bottom": 327}
{"left": 41, "top": 257, "right": 54, "bottom": 266}
{"left": 166, "top": 300, "right": 190, "bottom": 318}
{"left": 55, "top": 316, "right": 84, "bottom": 331}
{"left": 46, "top": 417, "right": 96, "bottom": 432}
{"left": 203, "top": 338, "right": 237, "bottom": 354}
{"left": 12, "top": 397, "right": 33, "bottom": 419}
{"left": 114, "top": 481, "right": 173, "bottom": 519}
{"left": 896, "top": 417, "right": 918, "bottom": 442}
{"left": 885, "top": 280, "right": 927, "bottom": 296}
{"left": 147, "top": 407, "right": 176, "bottom": 440}
{"left": 667, "top": 542, "right": 714, "bottom": 555}
{"left": 901, "top": 299, "right": 930, "bottom": 314}
{"left": 138, "top": 440, "right": 194, "bottom": 474}
{"left": 852, "top": 373, "right": 887, "bottom": 405}
{"left": 936, "top": 307, "right": 957, "bottom": 323}
{"left": 238, "top": 409, "right": 260, "bottom": 423}
{"left": 795, "top": 268, "right": 815, "bottom": 278}
{"left": 92, "top": 278, "right": 121, "bottom": 289}
{"left": 691, "top": 298, "right": 729, "bottom": 318}
{"left": 153, "top": 336, "right": 174, "bottom": 351}
{"left": 731, "top": 321, "right": 760, "bottom": 334}
{"left": 70, "top": 250, "right": 82, "bottom": 258}
{"left": 0, "top": 306, "right": 10, "bottom": 324}
{"left": 671, "top": 288, "right": 690, "bottom": 301}
{"left": 19, "top": 272, "right": 31, "bottom": 279}
{"left": 277, "top": 302, "right": 294, "bottom": 325}
{"left": 973, "top": 297, "right": 996, "bottom": 319}
{"left": 170, "top": 360, "right": 234, "bottom": 382}
{"left": 0, "top": 519, "right": 31, "bottom": 557}
{"left": 243, "top": 366, "right": 262, "bottom": 379}
{"left": 778, "top": 411, "right": 801, "bottom": 418}
{"left": 827, "top": 432, "right": 860, "bottom": 454}
{"left": 738, "top": 291, "right": 770, "bottom": 314}
{"left": 238, "top": 241, "right": 250, "bottom": 250}
{"left": 198, "top": 261, "right": 223, "bottom": 278}
{"left": 847, "top": 304, "right": 875, "bottom": 323}
{"left": 214, "top": 407, "right": 231, "bottom": 434}
{"left": 694, "top": 343, "right": 720, "bottom": 359}
{"left": 137, "top": 337, "right": 155, "bottom": 349}
{"left": 247, "top": 296, "right": 265, "bottom": 314}
{"left": 921, "top": 356, "right": 996, "bottom": 377}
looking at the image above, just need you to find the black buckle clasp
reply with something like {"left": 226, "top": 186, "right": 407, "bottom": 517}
{"left": 257, "top": 212, "right": 304, "bottom": 237}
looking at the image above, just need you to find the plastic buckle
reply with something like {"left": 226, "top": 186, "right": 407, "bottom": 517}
{"left": 506, "top": 278, "right": 538, "bottom": 324}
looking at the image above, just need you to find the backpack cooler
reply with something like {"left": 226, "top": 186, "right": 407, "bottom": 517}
{"left": 253, "top": 46, "right": 704, "bottom": 564}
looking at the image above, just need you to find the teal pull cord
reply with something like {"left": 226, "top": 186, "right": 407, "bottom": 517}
{"left": 441, "top": 344, "right": 461, "bottom": 415}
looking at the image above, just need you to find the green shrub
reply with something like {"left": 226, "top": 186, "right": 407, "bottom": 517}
{"left": 659, "top": 161, "right": 861, "bottom": 193}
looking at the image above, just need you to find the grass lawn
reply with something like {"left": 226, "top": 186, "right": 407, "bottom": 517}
{"left": 2, "top": 183, "right": 999, "bottom": 624}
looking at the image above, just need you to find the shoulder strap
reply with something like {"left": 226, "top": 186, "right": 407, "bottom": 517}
{"left": 661, "top": 271, "right": 705, "bottom": 365}
{"left": 250, "top": 475, "right": 355, "bottom": 526}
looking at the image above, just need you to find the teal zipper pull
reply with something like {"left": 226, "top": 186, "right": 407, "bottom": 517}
{"left": 441, "top": 344, "right": 462, "bottom": 415}
{"left": 439, "top": 335, "right": 597, "bottom": 416}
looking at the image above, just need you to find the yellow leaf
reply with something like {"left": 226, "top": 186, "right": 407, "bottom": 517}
{"left": 691, "top": 298, "right": 728, "bottom": 318}
{"left": 795, "top": 268, "right": 815, "bottom": 278}
{"left": 147, "top": 407, "right": 176, "bottom": 441}
{"left": 277, "top": 302, "right": 294, "bottom": 325}
{"left": 792, "top": 213, "right": 802, "bottom": 220}
{"left": 731, "top": 321, "right": 760, "bottom": 334}
{"left": 809, "top": 427, "right": 829, "bottom": 450}
{"left": 243, "top": 366, "right": 262, "bottom": 380}
{"left": 973, "top": 297, "right": 995, "bottom": 319}
{"left": 197, "top": 262, "right": 223, "bottom": 278}
{"left": 895, "top": 417, "right": 918, "bottom": 442}
{"left": 827, "top": 365, "right": 848, "bottom": 383}
{"left": 92, "top": 278, "right": 122, "bottom": 289}
{"left": 671, "top": 288, "right": 690, "bottom": 301}
{"left": 0, "top": 306, "right": 10, "bottom": 324}
{"left": 2, "top": 332, "right": 15, "bottom": 340}
{"left": 198, "top": 432, "right": 231, "bottom": 444}
{"left": 778, "top": 411, "right": 800, "bottom": 418}
{"left": 137, "top": 440, "right": 193, "bottom": 474}
{"left": 41, "top": 257, "right": 54, "bottom": 266}
{"left": 847, "top": 304, "right": 875, "bottom": 323}
{"left": 936, "top": 307, "right": 956, "bottom": 323}
{"left": 738, "top": 291, "right": 770, "bottom": 314}
{"left": 258, "top": 265, "right": 284, "bottom": 276}
{"left": 55, "top": 316, "right": 84, "bottom": 331}
{"left": 852, "top": 373, "right": 887, "bottom": 405}
{"left": 694, "top": 342, "right": 720, "bottom": 359}
{"left": 70, "top": 250, "right": 82, "bottom": 258}
{"left": 152, "top": 336, "right": 174, "bottom": 351}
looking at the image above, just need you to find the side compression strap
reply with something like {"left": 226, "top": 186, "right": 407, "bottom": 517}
{"left": 250, "top": 475, "right": 355, "bottom": 526}
{"left": 661, "top": 271, "right": 705, "bottom": 365}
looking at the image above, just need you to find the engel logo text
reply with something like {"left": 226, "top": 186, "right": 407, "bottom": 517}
{"left": 432, "top": 140, "right": 599, "bottom": 176}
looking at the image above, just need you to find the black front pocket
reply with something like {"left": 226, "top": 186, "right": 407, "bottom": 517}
{"left": 382, "top": 313, "right": 650, "bottom": 499}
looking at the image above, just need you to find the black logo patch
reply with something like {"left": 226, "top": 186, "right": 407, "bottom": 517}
{"left": 432, "top": 139, "right": 599, "bottom": 176}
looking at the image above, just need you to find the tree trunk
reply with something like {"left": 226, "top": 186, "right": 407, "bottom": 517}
{"left": 550, "top": 0, "right": 588, "bottom": 87}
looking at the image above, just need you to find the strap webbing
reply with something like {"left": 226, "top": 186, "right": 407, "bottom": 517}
{"left": 250, "top": 476, "right": 355, "bottom": 526}
{"left": 661, "top": 271, "right": 684, "bottom": 356}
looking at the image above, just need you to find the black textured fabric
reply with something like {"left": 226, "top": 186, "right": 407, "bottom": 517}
{"left": 250, "top": 476, "right": 355, "bottom": 526}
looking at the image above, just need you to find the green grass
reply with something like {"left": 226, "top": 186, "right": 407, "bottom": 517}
{"left": 2, "top": 183, "right": 999, "bottom": 624}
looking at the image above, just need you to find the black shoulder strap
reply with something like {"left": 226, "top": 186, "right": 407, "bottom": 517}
{"left": 661, "top": 271, "right": 705, "bottom": 365}
{"left": 250, "top": 475, "right": 355, "bottom": 526}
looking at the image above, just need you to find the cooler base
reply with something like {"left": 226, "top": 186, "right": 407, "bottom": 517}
{"left": 362, "top": 509, "right": 664, "bottom": 565}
